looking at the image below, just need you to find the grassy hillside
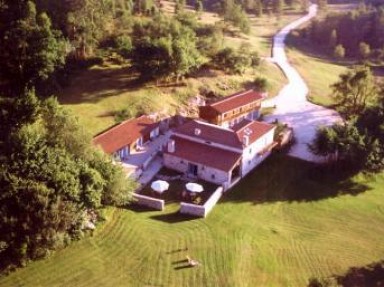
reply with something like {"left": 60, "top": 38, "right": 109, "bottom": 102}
{"left": 1, "top": 154, "right": 384, "bottom": 287}
{"left": 57, "top": 6, "right": 310, "bottom": 135}
{"left": 59, "top": 61, "right": 285, "bottom": 135}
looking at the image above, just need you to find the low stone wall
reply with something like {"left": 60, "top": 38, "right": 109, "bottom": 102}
{"left": 180, "top": 202, "right": 206, "bottom": 217}
{"left": 142, "top": 150, "right": 158, "bottom": 170}
{"left": 179, "top": 187, "right": 223, "bottom": 218}
{"left": 203, "top": 187, "right": 223, "bottom": 216}
{"left": 133, "top": 193, "right": 164, "bottom": 211}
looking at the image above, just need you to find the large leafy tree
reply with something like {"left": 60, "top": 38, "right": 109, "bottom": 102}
{"left": 331, "top": 66, "right": 377, "bottom": 119}
{"left": 131, "top": 16, "right": 205, "bottom": 81}
{"left": 0, "top": 0, "right": 65, "bottom": 94}
{"left": 0, "top": 96, "right": 137, "bottom": 272}
{"left": 310, "top": 72, "right": 384, "bottom": 172}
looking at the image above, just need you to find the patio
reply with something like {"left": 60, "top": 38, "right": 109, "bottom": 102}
{"left": 138, "top": 168, "right": 219, "bottom": 206}
{"left": 120, "top": 131, "right": 171, "bottom": 176}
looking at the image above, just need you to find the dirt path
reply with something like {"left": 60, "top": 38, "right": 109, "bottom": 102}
{"left": 263, "top": 4, "right": 341, "bottom": 162}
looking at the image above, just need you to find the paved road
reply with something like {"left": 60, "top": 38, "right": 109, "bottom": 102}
{"left": 263, "top": 4, "right": 341, "bottom": 162}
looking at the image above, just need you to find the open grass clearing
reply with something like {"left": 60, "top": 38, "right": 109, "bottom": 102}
{"left": 285, "top": 45, "right": 347, "bottom": 107}
{"left": 1, "top": 154, "right": 384, "bottom": 286}
{"left": 58, "top": 60, "right": 286, "bottom": 136}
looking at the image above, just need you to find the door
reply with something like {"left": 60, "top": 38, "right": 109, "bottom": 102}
{"left": 188, "top": 163, "right": 198, "bottom": 176}
{"left": 143, "top": 132, "right": 151, "bottom": 144}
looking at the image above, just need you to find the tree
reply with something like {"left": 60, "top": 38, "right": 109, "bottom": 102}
{"left": 213, "top": 47, "right": 252, "bottom": 74}
{"left": 309, "top": 122, "right": 366, "bottom": 167}
{"left": 331, "top": 66, "right": 377, "bottom": 119}
{"left": 300, "top": 0, "right": 309, "bottom": 12}
{"left": 0, "top": 1, "right": 65, "bottom": 94}
{"left": 311, "top": 78, "right": 384, "bottom": 172}
{"left": 254, "top": 77, "right": 269, "bottom": 92}
{"left": 174, "top": 0, "right": 185, "bottom": 14}
{"left": 0, "top": 93, "right": 137, "bottom": 272}
{"left": 171, "top": 27, "right": 206, "bottom": 81}
{"left": 195, "top": 0, "right": 203, "bottom": 14}
{"left": 272, "top": 0, "right": 284, "bottom": 16}
{"left": 333, "top": 44, "right": 345, "bottom": 59}
{"left": 114, "top": 35, "right": 133, "bottom": 58}
{"left": 254, "top": 0, "right": 263, "bottom": 17}
{"left": 317, "top": 0, "right": 327, "bottom": 11}
{"left": 329, "top": 29, "right": 337, "bottom": 48}
{"left": 359, "top": 41, "right": 371, "bottom": 60}
{"left": 221, "top": 0, "right": 251, "bottom": 34}
{"left": 131, "top": 17, "right": 205, "bottom": 81}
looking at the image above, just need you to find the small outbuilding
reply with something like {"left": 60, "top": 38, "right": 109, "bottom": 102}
{"left": 93, "top": 115, "right": 160, "bottom": 160}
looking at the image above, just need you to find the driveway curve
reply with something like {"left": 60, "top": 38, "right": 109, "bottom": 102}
{"left": 263, "top": 4, "right": 341, "bottom": 162}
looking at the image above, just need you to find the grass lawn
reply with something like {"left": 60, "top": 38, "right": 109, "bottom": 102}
{"left": 286, "top": 36, "right": 348, "bottom": 107}
{"left": 2, "top": 154, "right": 384, "bottom": 286}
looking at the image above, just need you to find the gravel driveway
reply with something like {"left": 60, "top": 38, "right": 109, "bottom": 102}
{"left": 263, "top": 4, "right": 342, "bottom": 162}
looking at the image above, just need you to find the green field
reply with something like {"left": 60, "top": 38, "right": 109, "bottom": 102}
{"left": 2, "top": 154, "right": 384, "bottom": 287}
{"left": 286, "top": 41, "right": 348, "bottom": 107}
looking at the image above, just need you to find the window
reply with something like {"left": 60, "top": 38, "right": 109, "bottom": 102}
{"left": 211, "top": 174, "right": 215, "bottom": 179}
{"left": 180, "top": 160, "right": 184, "bottom": 163}
{"left": 249, "top": 148, "right": 252, "bottom": 154}
{"left": 205, "top": 141, "right": 212, "bottom": 145}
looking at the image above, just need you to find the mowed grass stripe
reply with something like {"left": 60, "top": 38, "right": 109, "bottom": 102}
{"left": 1, "top": 155, "right": 384, "bottom": 286}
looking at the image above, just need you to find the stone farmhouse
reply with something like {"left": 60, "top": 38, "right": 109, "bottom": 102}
{"left": 163, "top": 119, "right": 276, "bottom": 189}
{"left": 92, "top": 89, "right": 276, "bottom": 191}
{"left": 93, "top": 115, "right": 160, "bottom": 160}
{"left": 199, "top": 89, "right": 264, "bottom": 128}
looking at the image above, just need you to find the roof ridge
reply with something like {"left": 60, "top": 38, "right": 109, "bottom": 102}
{"left": 194, "top": 120, "right": 234, "bottom": 132}
{"left": 93, "top": 115, "right": 149, "bottom": 140}
{"left": 235, "top": 120, "right": 254, "bottom": 134}
{"left": 210, "top": 90, "right": 254, "bottom": 107}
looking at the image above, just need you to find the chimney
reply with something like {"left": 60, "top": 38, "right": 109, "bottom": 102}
{"left": 167, "top": 139, "right": 175, "bottom": 153}
{"left": 243, "top": 135, "right": 249, "bottom": 146}
{"left": 194, "top": 128, "right": 201, "bottom": 136}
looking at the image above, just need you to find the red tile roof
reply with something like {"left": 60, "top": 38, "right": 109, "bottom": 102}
{"left": 208, "top": 90, "right": 263, "bottom": 113}
{"left": 174, "top": 120, "right": 243, "bottom": 149}
{"left": 165, "top": 136, "right": 241, "bottom": 172}
{"left": 234, "top": 120, "right": 276, "bottom": 144}
{"left": 93, "top": 116, "right": 158, "bottom": 154}
{"left": 175, "top": 120, "right": 275, "bottom": 149}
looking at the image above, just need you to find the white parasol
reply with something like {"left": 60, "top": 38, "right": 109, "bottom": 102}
{"left": 151, "top": 180, "right": 169, "bottom": 194}
{"left": 185, "top": 182, "right": 204, "bottom": 193}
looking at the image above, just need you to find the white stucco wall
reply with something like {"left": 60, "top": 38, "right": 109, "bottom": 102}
{"left": 163, "top": 153, "right": 231, "bottom": 185}
{"left": 150, "top": 127, "right": 160, "bottom": 139}
{"left": 241, "top": 128, "right": 275, "bottom": 176}
{"left": 133, "top": 193, "right": 164, "bottom": 211}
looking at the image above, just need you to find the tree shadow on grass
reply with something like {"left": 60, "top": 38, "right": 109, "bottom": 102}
{"left": 222, "top": 153, "right": 373, "bottom": 205}
{"left": 150, "top": 212, "right": 199, "bottom": 224}
{"left": 335, "top": 260, "right": 384, "bottom": 287}
{"left": 172, "top": 259, "right": 189, "bottom": 264}
{"left": 126, "top": 204, "right": 160, "bottom": 213}
{"left": 174, "top": 265, "right": 194, "bottom": 270}
{"left": 308, "top": 259, "right": 384, "bottom": 287}
{"left": 58, "top": 66, "right": 143, "bottom": 105}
